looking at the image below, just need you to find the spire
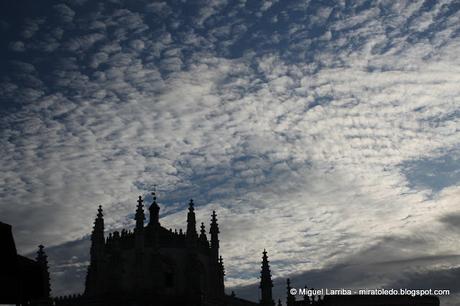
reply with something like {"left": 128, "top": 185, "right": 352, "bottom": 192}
{"left": 36, "top": 245, "right": 51, "bottom": 298}
{"left": 135, "top": 195, "right": 145, "bottom": 231}
{"left": 85, "top": 205, "right": 104, "bottom": 295}
{"left": 134, "top": 196, "right": 145, "bottom": 291}
{"left": 286, "top": 278, "right": 295, "bottom": 306}
{"left": 199, "top": 222, "right": 209, "bottom": 245}
{"left": 97, "top": 205, "right": 103, "bottom": 218}
{"left": 92, "top": 205, "right": 104, "bottom": 243}
{"left": 186, "top": 199, "right": 198, "bottom": 240}
{"left": 88, "top": 205, "right": 104, "bottom": 260}
{"left": 200, "top": 222, "right": 206, "bottom": 237}
{"left": 148, "top": 191, "right": 160, "bottom": 227}
{"left": 210, "top": 210, "right": 220, "bottom": 259}
{"left": 260, "top": 249, "right": 275, "bottom": 306}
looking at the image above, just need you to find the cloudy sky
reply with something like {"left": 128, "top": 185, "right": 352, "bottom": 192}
{"left": 1, "top": 0, "right": 460, "bottom": 304}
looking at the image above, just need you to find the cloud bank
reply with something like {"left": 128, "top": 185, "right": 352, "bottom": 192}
{"left": 0, "top": 0, "right": 459, "bottom": 304}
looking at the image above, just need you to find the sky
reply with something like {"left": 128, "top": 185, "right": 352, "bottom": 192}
{"left": 0, "top": 0, "right": 460, "bottom": 304}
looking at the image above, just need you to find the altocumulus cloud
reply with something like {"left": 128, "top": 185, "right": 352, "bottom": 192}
{"left": 0, "top": 0, "right": 460, "bottom": 304}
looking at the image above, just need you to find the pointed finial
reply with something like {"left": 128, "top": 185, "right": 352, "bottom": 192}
{"left": 210, "top": 210, "right": 220, "bottom": 254}
{"left": 37, "top": 245, "right": 47, "bottom": 262}
{"left": 135, "top": 195, "right": 145, "bottom": 228}
{"left": 36, "top": 244, "right": 48, "bottom": 263}
{"left": 149, "top": 189, "right": 160, "bottom": 227}
{"left": 97, "top": 205, "right": 103, "bottom": 218}
{"left": 152, "top": 184, "right": 157, "bottom": 202}
{"left": 200, "top": 222, "right": 206, "bottom": 235}
{"left": 260, "top": 249, "right": 274, "bottom": 305}
{"left": 186, "top": 199, "right": 198, "bottom": 242}
{"left": 262, "top": 249, "right": 270, "bottom": 263}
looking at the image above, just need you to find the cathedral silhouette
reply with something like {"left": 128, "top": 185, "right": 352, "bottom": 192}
{"left": 1, "top": 192, "right": 441, "bottom": 306}
{"left": 81, "top": 193, "right": 232, "bottom": 306}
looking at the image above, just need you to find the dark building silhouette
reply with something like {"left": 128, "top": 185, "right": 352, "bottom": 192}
{"left": 260, "top": 249, "right": 275, "bottom": 306}
{"left": 0, "top": 221, "right": 51, "bottom": 306}
{"left": 0, "top": 193, "right": 443, "bottom": 306}
{"left": 54, "top": 193, "right": 256, "bottom": 306}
